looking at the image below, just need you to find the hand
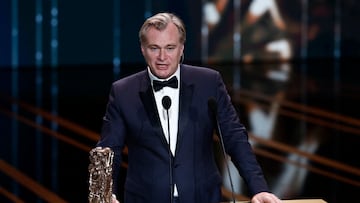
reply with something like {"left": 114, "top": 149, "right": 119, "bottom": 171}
{"left": 111, "top": 194, "right": 120, "bottom": 203}
{"left": 251, "top": 192, "right": 282, "bottom": 203}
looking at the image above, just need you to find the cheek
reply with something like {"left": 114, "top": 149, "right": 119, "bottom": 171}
{"left": 172, "top": 50, "right": 181, "bottom": 59}
{"left": 143, "top": 53, "right": 153, "bottom": 62}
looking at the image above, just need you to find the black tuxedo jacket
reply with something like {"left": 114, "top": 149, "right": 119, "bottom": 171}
{"left": 97, "top": 64, "right": 268, "bottom": 203}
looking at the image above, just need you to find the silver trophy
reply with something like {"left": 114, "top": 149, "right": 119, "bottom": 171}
{"left": 88, "top": 147, "right": 114, "bottom": 203}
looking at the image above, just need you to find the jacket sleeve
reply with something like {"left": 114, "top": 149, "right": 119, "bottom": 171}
{"left": 96, "top": 83, "right": 127, "bottom": 196}
{"left": 214, "top": 72, "right": 269, "bottom": 196}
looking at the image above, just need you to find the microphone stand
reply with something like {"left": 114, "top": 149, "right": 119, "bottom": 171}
{"left": 216, "top": 117, "right": 236, "bottom": 203}
{"left": 209, "top": 98, "right": 236, "bottom": 203}
{"left": 162, "top": 96, "right": 173, "bottom": 203}
{"left": 165, "top": 108, "right": 173, "bottom": 203}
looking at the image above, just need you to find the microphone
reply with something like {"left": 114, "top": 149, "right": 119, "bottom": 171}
{"left": 162, "top": 96, "right": 173, "bottom": 203}
{"left": 162, "top": 95, "right": 172, "bottom": 110}
{"left": 208, "top": 98, "right": 236, "bottom": 203}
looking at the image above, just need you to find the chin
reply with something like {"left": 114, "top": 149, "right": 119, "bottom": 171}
{"left": 156, "top": 71, "right": 170, "bottom": 78}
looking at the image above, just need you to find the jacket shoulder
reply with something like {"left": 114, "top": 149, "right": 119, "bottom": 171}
{"left": 112, "top": 70, "right": 148, "bottom": 88}
{"left": 181, "top": 64, "right": 220, "bottom": 78}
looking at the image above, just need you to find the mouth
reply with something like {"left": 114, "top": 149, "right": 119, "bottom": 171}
{"left": 156, "top": 64, "right": 168, "bottom": 69}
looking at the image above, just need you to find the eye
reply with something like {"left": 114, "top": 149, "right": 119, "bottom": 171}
{"left": 166, "top": 46, "right": 176, "bottom": 51}
{"left": 148, "top": 46, "right": 159, "bottom": 52}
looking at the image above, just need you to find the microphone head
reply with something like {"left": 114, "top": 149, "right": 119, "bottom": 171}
{"left": 162, "top": 96, "right": 172, "bottom": 110}
{"left": 208, "top": 97, "right": 217, "bottom": 113}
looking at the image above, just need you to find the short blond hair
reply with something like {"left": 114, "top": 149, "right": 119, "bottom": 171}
{"left": 139, "top": 12, "right": 186, "bottom": 45}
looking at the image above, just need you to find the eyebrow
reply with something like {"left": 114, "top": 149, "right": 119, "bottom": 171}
{"left": 147, "top": 44, "right": 178, "bottom": 48}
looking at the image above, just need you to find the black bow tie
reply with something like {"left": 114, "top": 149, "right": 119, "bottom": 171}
{"left": 153, "top": 76, "right": 178, "bottom": 92}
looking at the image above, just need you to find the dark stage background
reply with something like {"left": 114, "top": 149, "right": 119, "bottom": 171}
{"left": 1, "top": 0, "right": 360, "bottom": 203}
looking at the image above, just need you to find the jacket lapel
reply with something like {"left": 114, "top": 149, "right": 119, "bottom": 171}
{"left": 176, "top": 66, "right": 194, "bottom": 154}
{"left": 139, "top": 73, "right": 169, "bottom": 148}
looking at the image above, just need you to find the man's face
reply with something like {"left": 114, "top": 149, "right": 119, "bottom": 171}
{"left": 141, "top": 22, "right": 184, "bottom": 79}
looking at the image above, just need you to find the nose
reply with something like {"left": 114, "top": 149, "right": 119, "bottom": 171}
{"left": 158, "top": 49, "right": 166, "bottom": 60}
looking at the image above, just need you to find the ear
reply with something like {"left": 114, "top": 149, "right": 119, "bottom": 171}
{"left": 141, "top": 46, "right": 145, "bottom": 55}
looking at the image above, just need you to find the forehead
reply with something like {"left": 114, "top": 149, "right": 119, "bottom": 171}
{"left": 144, "top": 23, "right": 181, "bottom": 46}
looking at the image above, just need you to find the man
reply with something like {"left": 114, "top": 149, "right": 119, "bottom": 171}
{"left": 95, "top": 12, "right": 282, "bottom": 203}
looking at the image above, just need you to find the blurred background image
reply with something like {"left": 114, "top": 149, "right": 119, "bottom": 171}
{"left": 0, "top": 0, "right": 359, "bottom": 202}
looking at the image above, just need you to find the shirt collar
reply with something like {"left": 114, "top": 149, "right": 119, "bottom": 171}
{"left": 148, "top": 65, "right": 180, "bottom": 84}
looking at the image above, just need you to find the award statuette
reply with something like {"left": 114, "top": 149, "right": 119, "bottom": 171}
{"left": 88, "top": 147, "right": 114, "bottom": 203}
